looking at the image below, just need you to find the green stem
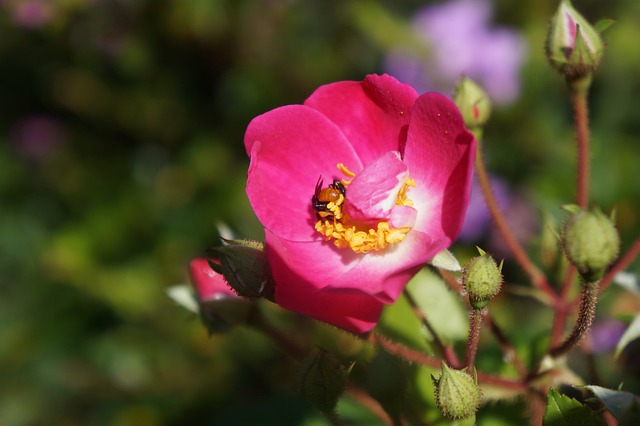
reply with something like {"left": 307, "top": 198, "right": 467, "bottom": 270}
{"left": 247, "top": 306, "right": 307, "bottom": 360}
{"left": 550, "top": 281, "right": 599, "bottom": 358}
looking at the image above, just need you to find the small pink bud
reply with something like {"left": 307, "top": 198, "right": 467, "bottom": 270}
{"left": 546, "top": 0, "right": 604, "bottom": 80}
{"left": 454, "top": 76, "right": 492, "bottom": 130}
{"left": 189, "top": 258, "right": 251, "bottom": 333}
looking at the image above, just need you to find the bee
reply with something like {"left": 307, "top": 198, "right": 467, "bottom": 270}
{"left": 312, "top": 176, "right": 346, "bottom": 220}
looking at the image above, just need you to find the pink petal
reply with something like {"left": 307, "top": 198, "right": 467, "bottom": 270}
{"left": 403, "top": 92, "right": 476, "bottom": 251}
{"left": 344, "top": 151, "right": 409, "bottom": 225}
{"left": 245, "top": 105, "right": 363, "bottom": 242}
{"left": 304, "top": 74, "right": 418, "bottom": 165}
{"left": 266, "top": 227, "right": 433, "bottom": 313}
{"left": 189, "top": 258, "right": 236, "bottom": 301}
{"left": 389, "top": 205, "right": 417, "bottom": 229}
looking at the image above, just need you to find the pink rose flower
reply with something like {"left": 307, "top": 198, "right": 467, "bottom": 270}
{"left": 244, "top": 74, "right": 475, "bottom": 333}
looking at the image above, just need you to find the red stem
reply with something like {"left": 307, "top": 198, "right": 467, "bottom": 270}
{"left": 550, "top": 281, "right": 599, "bottom": 358}
{"left": 369, "top": 333, "right": 525, "bottom": 391}
{"left": 573, "top": 90, "right": 590, "bottom": 208}
{"left": 599, "top": 235, "right": 640, "bottom": 292}
{"left": 549, "top": 266, "right": 577, "bottom": 347}
{"left": 464, "top": 308, "right": 485, "bottom": 374}
{"left": 475, "top": 148, "right": 556, "bottom": 302}
{"left": 403, "top": 288, "right": 461, "bottom": 368}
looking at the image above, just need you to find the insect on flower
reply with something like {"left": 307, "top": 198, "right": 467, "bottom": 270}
{"left": 312, "top": 177, "right": 346, "bottom": 220}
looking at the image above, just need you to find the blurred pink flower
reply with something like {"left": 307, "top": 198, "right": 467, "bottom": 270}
{"left": 244, "top": 74, "right": 475, "bottom": 333}
{"left": 9, "top": 0, "right": 54, "bottom": 28}
{"left": 10, "top": 115, "right": 66, "bottom": 161}
{"left": 384, "top": 0, "right": 527, "bottom": 105}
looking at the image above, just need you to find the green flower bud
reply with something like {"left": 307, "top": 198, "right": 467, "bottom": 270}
{"left": 432, "top": 363, "right": 481, "bottom": 421}
{"left": 462, "top": 249, "right": 503, "bottom": 309}
{"left": 453, "top": 76, "right": 492, "bottom": 130}
{"left": 560, "top": 207, "right": 620, "bottom": 282}
{"left": 208, "top": 238, "right": 275, "bottom": 301}
{"left": 545, "top": 0, "right": 604, "bottom": 81}
{"left": 298, "top": 349, "right": 351, "bottom": 413}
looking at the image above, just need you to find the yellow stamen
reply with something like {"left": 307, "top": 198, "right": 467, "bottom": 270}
{"left": 337, "top": 163, "right": 356, "bottom": 185}
{"left": 314, "top": 165, "right": 416, "bottom": 254}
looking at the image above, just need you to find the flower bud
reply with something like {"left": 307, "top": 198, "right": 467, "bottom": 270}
{"left": 189, "top": 258, "right": 252, "bottom": 333}
{"left": 560, "top": 207, "right": 619, "bottom": 282}
{"left": 207, "top": 238, "right": 275, "bottom": 301}
{"left": 545, "top": 0, "right": 604, "bottom": 81}
{"left": 298, "top": 349, "right": 350, "bottom": 413}
{"left": 454, "top": 76, "right": 492, "bottom": 130}
{"left": 462, "top": 249, "right": 503, "bottom": 309}
{"left": 432, "top": 363, "right": 481, "bottom": 421}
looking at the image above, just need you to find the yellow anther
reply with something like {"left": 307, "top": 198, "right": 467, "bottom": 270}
{"left": 313, "top": 163, "right": 415, "bottom": 254}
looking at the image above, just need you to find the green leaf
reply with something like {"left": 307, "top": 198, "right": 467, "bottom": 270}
{"left": 594, "top": 18, "right": 616, "bottom": 33}
{"left": 615, "top": 315, "right": 640, "bottom": 359}
{"left": 583, "top": 385, "right": 640, "bottom": 421}
{"left": 405, "top": 269, "right": 468, "bottom": 341}
{"left": 613, "top": 271, "right": 640, "bottom": 295}
{"left": 430, "top": 249, "right": 461, "bottom": 271}
{"left": 543, "top": 389, "right": 604, "bottom": 426}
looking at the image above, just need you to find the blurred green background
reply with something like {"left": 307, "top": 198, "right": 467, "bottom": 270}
{"left": 1, "top": 0, "right": 638, "bottom": 425}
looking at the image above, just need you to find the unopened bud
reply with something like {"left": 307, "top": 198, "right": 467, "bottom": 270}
{"left": 298, "top": 349, "right": 351, "bottom": 413}
{"left": 462, "top": 249, "right": 503, "bottom": 309}
{"left": 560, "top": 207, "right": 619, "bottom": 282}
{"left": 432, "top": 363, "right": 481, "bottom": 422}
{"left": 189, "top": 258, "right": 251, "bottom": 333}
{"left": 545, "top": 0, "right": 604, "bottom": 81}
{"left": 208, "top": 238, "right": 275, "bottom": 301}
{"left": 454, "top": 76, "right": 492, "bottom": 129}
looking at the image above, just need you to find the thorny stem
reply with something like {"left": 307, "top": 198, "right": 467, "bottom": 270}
{"left": 550, "top": 281, "right": 599, "bottom": 358}
{"left": 247, "top": 306, "right": 307, "bottom": 360}
{"left": 437, "top": 268, "right": 465, "bottom": 295}
{"left": 368, "top": 333, "right": 525, "bottom": 391}
{"left": 475, "top": 144, "right": 556, "bottom": 302}
{"left": 572, "top": 89, "right": 590, "bottom": 208}
{"left": 324, "top": 410, "right": 347, "bottom": 426}
{"left": 345, "top": 387, "right": 396, "bottom": 426}
{"left": 438, "top": 268, "right": 527, "bottom": 377}
{"left": 464, "top": 308, "right": 485, "bottom": 374}
{"left": 403, "top": 288, "right": 461, "bottom": 368}
{"left": 484, "top": 315, "right": 528, "bottom": 378}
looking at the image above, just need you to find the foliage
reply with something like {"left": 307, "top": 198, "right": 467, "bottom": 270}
{"left": 1, "top": 0, "right": 639, "bottom": 425}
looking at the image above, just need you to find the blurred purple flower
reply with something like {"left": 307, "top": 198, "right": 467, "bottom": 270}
{"left": 9, "top": 0, "right": 54, "bottom": 29}
{"left": 458, "top": 174, "right": 509, "bottom": 243}
{"left": 384, "top": 0, "right": 527, "bottom": 105}
{"left": 487, "top": 193, "right": 538, "bottom": 259}
{"left": 10, "top": 115, "right": 66, "bottom": 161}
{"left": 588, "top": 318, "right": 626, "bottom": 355}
